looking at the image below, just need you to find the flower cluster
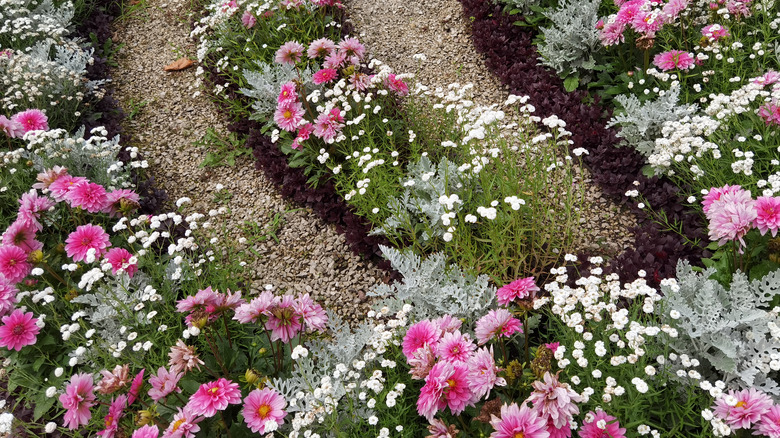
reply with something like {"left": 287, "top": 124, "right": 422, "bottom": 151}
{"left": 703, "top": 184, "right": 780, "bottom": 248}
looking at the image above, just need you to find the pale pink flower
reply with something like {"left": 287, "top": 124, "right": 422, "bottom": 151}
{"left": 467, "top": 346, "right": 506, "bottom": 400}
{"left": 475, "top": 308, "right": 523, "bottom": 345}
{"left": 653, "top": 50, "right": 696, "bottom": 71}
{"left": 701, "top": 24, "right": 730, "bottom": 41}
{"left": 713, "top": 388, "right": 773, "bottom": 430}
{"left": 162, "top": 407, "right": 203, "bottom": 438}
{"left": 436, "top": 330, "right": 476, "bottom": 363}
{"left": 0, "top": 115, "right": 23, "bottom": 138}
{"left": 241, "top": 10, "right": 256, "bottom": 28}
{"left": 403, "top": 320, "right": 442, "bottom": 359}
{"left": 0, "top": 276, "right": 18, "bottom": 316}
{"left": 702, "top": 184, "right": 744, "bottom": 213}
{"left": 97, "top": 394, "right": 126, "bottom": 438}
{"left": 242, "top": 388, "right": 287, "bottom": 434}
{"left": 274, "top": 41, "right": 304, "bottom": 65}
{"left": 312, "top": 107, "right": 344, "bottom": 142}
{"left": 323, "top": 51, "right": 347, "bottom": 69}
{"left": 32, "top": 166, "right": 68, "bottom": 190}
{"left": 2, "top": 220, "right": 42, "bottom": 254}
{"left": 599, "top": 22, "right": 626, "bottom": 46}
{"left": 59, "top": 373, "right": 96, "bottom": 430}
{"left": 417, "top": 361, "right": 474, "bottom": 420}
{"left": 662, "top": 0, "right": 689, "bottom": 21}
{"left": 755, "top": 196, "right": 780, "bottom": 237}
{"left": 433, "top": 314, "right": 462, "bottom": 333}
{"left": 148, "top": 367, "right": 183, "bottom": 401}
{"left": 104, "top": 248, "right": 138, "bottom": 277}
{"left": 752, "top": 70, "right": 780, "bottom": 87}
{"left": 0, "top": 309, "right": 39, "bottom": 351}
{"left": 64, "top": 224, "right": 111, "bottom": 262}
{"left": 274, "top": 101, "right": 305, "bottom": 132}
{"left": 265, "top": 295, "right": 303, "bottom": 343}
{"left": 490, "top": 402, "right": 550, "bottom": 438}
{"left": 409, "top": 344, "right": 437, "bottom": 379}
{"left": 233, "top": 290, "right": 278, "bottom": 323}
{"left": 350, "top": 72, "right": 372, "bottom": 91}
{"left": 186, "top": 378, "right": 242, "bottom": 418}
{"left": 307, "top": 38, "right": 337, "bottom": 59}
{"left": 338, "top": 37, "right": 365, "bottom": 64}
{"left": 726, "top": 0, "right": 752, "bottom": 18}
{"left": 527, "top": 372, "right": 583, "bottom": 429}
{"left": 132, "top": 425, "right": 160, "bottom": 438}
{"left": 707, "top": 196, "right": 756, "bottom": 248}
{"left": 48, "top": 175, "right": 88, "bottom": 202}
{"left": 18, "top": 190, "right": 55, "bottom": 231}
{"left": 759, "top": 100, "right": 780, "bottom": 126}
{"left": 176, "top": 286, "right": 221, "bottom": 313}
{"left": 313, "top": 68, "right": 338, "bottom": 84}
{"left": 293, "top": 293, "right": 328, "bottom": 332}
{"left": 278, "top": 82, "right": 298, "bottom": 104}
{"left": 168, "top": 340, "right": 205, "bottom": 374}
{"left": 96, "top": 364, "right": 130, "bottom": 395}
{"left": 578, "top": 411, "right": 626, "bottom": 438}
{"left": 497, "top": 277, "right": 539, "bottom": 306}
{"left": 11, "top": 109, "right": 48, "bottom": 133}
{"left": 427, "top": 419, "right": 459, "bottom": 438}
{"left": 0, "top": 245, "right": 31, "bottom": 284}
{"left": 755, "top": 404, "right": 780, "bottom": 437}
{"left": 103, "top": 189, "right": 140, "bottom": 217}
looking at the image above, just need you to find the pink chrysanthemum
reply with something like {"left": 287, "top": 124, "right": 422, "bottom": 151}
{"left": 162, "top": 407, "right": 203, "bottom": 438}
{"left": 0, "top": 115, "right": 23, "bottom": 138}
{"left": 18, "top": 189, "right": 55, "bottom": 231}
{"left": 11, "top": 109, "right": 48, "bottom": 133}
{"left": 752, "top": 70, "right": 780, "bottom": 87}
{"left": 702, "top": 184, "right": 745, "bottom": 213}
{"left": 0, "top": 276, "right": 18, "bottom": 316}
{"left": 323, "top": 51, "right": 347, "bottom": 69}
{"left": 278, "top": 82, "right": 298, "bottom": 104}
{"left": 48, "top": 175, "right": 88, "bottom": 202}
{"left": 433, "top": 314, "right": 462, "bottom": 334}
{"left": 186, "top": 378, "right": 242, "bottom": 418}
{"left": 59, "top": 373, "right": 96, "bottom": 430}
{"left": 615, "top": 0, "right": 643, "bottom": 24}
{"left": 104, "top": 248, "right": 138, "bottom": 278}
{"left": 293, "top": 293, "right": 328, "bottom": 332}
{"left": 2, "top": 220, "right": 42, "bottom": 254}
{"left": 755, "top": 196, "right": 780, "bottom": 237}
{"left": 713, "top": 388, "right": 773, "bottom": 430}
{"left": 65, "top": 224, "right": 111, "bottom": 262}
{"left": 67, "top": 181, "right": 108, "bottom": 212}
{"left": 662, "top": 0, "right": 689, "bottom": 21}
{"left": 103, "top": 189, "right": 141, "bottom": 218}
{"left": 0, "top": 309, "right": 39, "bottom": 351}
{"left": 527, "top": 372, "right": 583, "bottom": 429}
{"left": 127, "top": 369, "right": 145, "bottom": 405}
{"left": 417, "top": 361, "right": 474, "bottom": 420}
{"left": 759, "top": 100, "right": 780, "bottom": 127}
{"left": 168, "top": 340, "right": 205, "bottom": 375}
{"left": 467, "top": 346, "right": 506, "bottom": 400}
{"left": 0, "top": 245, "right": 31, "bottom": 284}
{"left": 599, "top": 22, "right": 626, "bottom": 46}
{"left": 148, "top": 366, "right": 183, "bottom": 402}
{"left": 475, "top": 308, "right": 523, "bottom": 345}
{"left": 274, "top": 101, "right": 305, "bottom": 132}
{"left": 653, "top": 50, "right": 696, "bottom": 71}
{"left": 436, "top": 330, "right": 476, "bottom": 363}
{"left": 177, "top": 286, "right": 221, "bottom": 314}
{"left": 241, "top": 10, "right": 256, "bottom": 28}
{"left": 96, "top": 364, "right": 130, "bottom": 395}
{"left": 630, "top": 11, "right": 663, "bottom": 35}
{"left": 497, "top": 277, "right": 540, "bottom": 306}
{"left": 234, "top": 290, "right": 278, "bottom": 324}
{"left": 385, "top": 74, "right": 409, "bottom": 96}
{"left": 403, "top": 320, "right": 442, "bottom": 360}
{"left": 578, "top": 411, "right": 626, "bottom": 438}
{"left": 427, "top": 419, "right": 460, "bottom": 438}
{"left": 338, "top": 37, "right": 365, "bottom": 64}
{"left": 132, "top": 425, "right": 160, "bottom": 438}
{"left": 490, "top": 402, "right": 550, "bottom": 438}
{"left": 755, "top": 404, "right": 780, "bottom": 437}
{"left": 707, "top": 196, "right": 756, "bottom": 248}
{"left": 97, "top": 394, "right": 126, "bottom": 438}
{"left": 274, "top": 41, "right": 305, "bottom": 65}
{"left": 313, "top": 107, "right": 344, "bottom": 142}
{"left": 545, "top": 342, "right": 560, "bottom": 353}
{"left": 313, "top": 68, "right": 338, "bottom": 85}
{"left": 701, "top": 24, "right": 730, "bottom": 41}
{"left": 32, "top": 165, "right": 68, "bottom": 190}
{"left": 307, "top": 38, "right": 337, "bottom": 59}
{"left": 547, "top": 418, "right": 572, "bottom": 438}
{"left": 292, "top": 122, "right": 315, "bottom": 150}
{"left": 409, "top": 344, "right": 437, "bottom": 380}
{"left": 242, "top": 388, "right": 287, "bottom": 434}
{"left": 265, "top": 295, "right": 303, "bottom": 343}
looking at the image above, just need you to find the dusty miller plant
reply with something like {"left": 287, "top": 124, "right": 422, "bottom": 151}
{"left": 608, "top": 86, "right": 698, "bottom": 157}
{"left": 659, "top": 260, "right": 780, "bottom": 397}
{"left": 536, "top": 0, "right": 602, "bottom": 77}
{"left": 240, "top": 61, "right": 315, "bottom": 120}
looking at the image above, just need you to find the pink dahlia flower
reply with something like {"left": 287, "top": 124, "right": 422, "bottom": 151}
{"left": 32, "top": 165, "right": 68, "bottom": 190}
{"left": 313, "top": 68, "right": 338, "bottom": 85}
{"left": 475, "top": 308, "right": 523, "bottom": 345}
{"left": 48, "top": 175, "right": 88, "bottom": 202}
{"left": 292, "top": 122, "right": 315, "bottom": 150}
{"left": 274, "top": 101, "right": 305, "bottom": 132}
{"left": 59, "top": 373, "right": 96, "bottom": 430}
{"left": 653, "top": 50, "right": 696, "bottom": 71}
{"left": 0, "top": 245, "right": 31, "bottom": 284}
{"left": 713, "top": 388, "right": 773, "bottom": 430}
{"left": 265, "top": 294, "right": 303, "bottom": 343}
{"left": 241, "top": 10, "right": 256, "bottom": 28}
{"left": 546, "top": 417, "right": 572, "bottom": 438}
{"left": 385, "top": 74, "right": 409, "bottom": 96}
{"left": 97, "top": 394, "right": 126, "bottom": 438}
{"left": 755, "top": 404, "right": 780, "bottom": 437}
{"left": 759, "top": 100, "right": 780, "bottom": 127}
{"left": 0, "top": 115, "right": 23, "bottom": 138}
{"left": 2, "top": 220, "right": 42, "bottom": 254}
{"left": 630, "top": 12, "right": 663, "bottom": 35}
{"left": 579, "top": 410, "right": 626, "bottom": 438}
{"left": 148, "top": 366, "right": 183, "bottom": 402}
{"left": 11, "top": 109, "right": 48, "bottom": 133}
{"left": 67, "top": 181, "right": 108, "bottom": 212}
{"left": 0, "top": 276, "right": 18, "bottom": 316}
{"left": 168, "top": 339, "right": 205, "bottom": 374}
{"left": 408, "top": 344, "right": 437, "bottom": 380}
{"left": 752, "top": 70, "right": 780, "bottom": 87}
{"left": 490, "top": 402, "right": 550, "bottom": 438}
{"left": 242, "top": 388, "right": 287, "bottom": 434}
{"left": 18, "top": 189, "right": 55, "bottom": 231}
{"left": 278, "top": 82, "right": 298, "bottom": 104}
{"left": 467, "top": 346, "right": 506, "bottom": 400}
{"left": 403, "top": 320, "right": 442, "bottom": 360}
{"left": 436, "top": 330, "right": 476, "bottom": 363}
{"left": 96, "top": 364, "right": 130, "bottom": 395}
{"left": 0, "top": 309, "right": 39, "bottom": 351}
{"left": 755, "top": 196, "right": 780, "bottom": 237}
{"left": 307, "top": 38, "right": 337, "bottom": 59}
{"left": 615, "top": 0, "right": 642, "bottom": 24}
{"left": 701, "top": 24, "right": 730, "bottom": 41}
{"left": 132, "top": 425, "right": 160, "bottom": 438}
{"left": 662, "top": 0, "right": 689, "bottom": 21}
{"left": 527, "top": 372, "right": 583, "bottom": 429}
{"left": 433, "top": 314, "right": 462, "bottom": 333}
{"left": 162, "top": 407, "right": 203, "bottom": 438}
{"left": 599, "top": 22, "right": 626, "bottom": 46}
{"left": 176, "top": 286, "right": 221, "bottom": 314}
{"left": 103, "top": 189, "right": 140, "bottom": 218}
{"left": 417, "top": 361, "right": 474, "bottom": 420}
{"left": 337, "top": 37, "right": 365, "bottom": 64}
{"left": 350, "top": 72, "right": 372, "bottom": 91}
{"left": 702, "top": 184, "right": 744, "bottom": 213}
{"left": 323, "top": 51, "right": 347, "bottom": 69}
{"left": 707, "top": 196, "right": 756, "bottom": 248}
{"left": 313, "top": 107, "right": 344, "bottom": 143}
{"left": 274, "top": 41, "right": 304, "bottom": 65}
{"left": 104, "top": 248, "right": 138, "bottom": 277}
{"left": 427, "top": 419, "right": 459, "bottom": 438}
{"left": 293, "top": 293, "right": 328, "bottom": 332}
{"left": 186, "top": 378, "right": 242, "bottom": 418}
{"left": 64, "top": 224, "right": 111, "bottom": 262}
{"left": 497, "top": 276, "right": 539, "bottom": 306}
{"left": 233, "top": 290, "right": 278, "bottom": 323}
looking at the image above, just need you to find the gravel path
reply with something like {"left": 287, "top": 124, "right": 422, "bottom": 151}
{"left": 344, "top": 0, "right": 637, "bottom": 256}
{"left": 110, "top": 0, "right": 383, "bottom": 321}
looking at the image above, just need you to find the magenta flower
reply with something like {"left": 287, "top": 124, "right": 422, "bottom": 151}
{"left": 490, "top": 402, "right": 550, "bottom": 438}
{"left": 132, "top": 425, "right": 160, "bottom": 438}
{"left": 630, "top": 12, "right": 663, "bottom": 35}
{"left": 11, "top": 109, "right": 48, "bottom": 133}
{"left": 242, "top": 388, "right": 287, "bottom": 434}
{"left": 0, "top": 276, "right": 18, "bottom": 316}
{"left": 241, "top": 10, "right": 256, "bottom": 28}
{"left": 48, "top": 175, "right": 88, "bottom": 202}
{"left": 385, "top": 74, "right": 409, "bottom": 96}
{"left": 527, "top": 372, "right": 583, "bottom": 429}
{"left": 274, "top": 41, "right": 305, "bottom": 65}
{"left": 66, "top": 181, "right": 108, "bottom": 212}
{"left": 402, "top": 320, "right": 442, "bottom": 360}
{"left": 759, "top": 100, "right": 780, "bottom": 127}
{"left": 323, "top": 51, "right": 347, "bottom": 69}
{"left": 18, "top": 189, "right": 55, "bottom": 231}
{"left": 0, "top": 115, "right": 23, "bottom": 138}
{"left": 546, "top": 418, "right": 572, "bottom": 438}
{"left": 653, "top": 50, "right": 696, "bottom": 71}
{"left": 497, "top": 277, "right": 539, "bottom": 306}
{"left": 2, "top": 220, "right": 42, "bottom": 254}
{"left": 0, "top": 309, "right": 39, "bottom": 351}
{"left": 104, "top": 248, "right": 138, "bottom": 277}
{"left": 467, "top": 346, "right": 506, "bottom": 400}
{"left": 436, "top": 330, "right": 476, "bottom": 363}
{"left": 475, "top": 308, "right": 523, "bottom": 345}
{"left": 615, "top": 0, "right": 642, "bottom": 24}
{"left": 162, "top": 407, "right": 203, "bottom": 438}
{"left": 103, "top": 189, "right": 140, "bottom": 217}
{"left": 186, "top": 378, "right": 242, "bottom": 418}
{"left": 65, "top": 224, "right": 111, "bottom": 262}
{"left": 713, "top": 388, "right": 773, "bottom": 430}
{"left": 233, "top": 290, "right": 278, "bottom": 323}
{"left": 277, "top": 82, "right": 298, "bottom": 104}
{"left": 313, "top": 107, "right": 344, "bottom": 142}
{"left": 702, "top": 184, "right": 744, "bottom": 213}
{"left": 59, "top": 373, "right": 96, "bottom": 430}
{"left": 755, "top": 404, "right": 780, "bottom": 437}
{"left": 127, "top": 369, "right": 145, "bottom": 405}
{"left": 265, "top": 295, "right": 303, "bottom": 343}
{"left": 176, "top": 286, "right": 221, "bottom": 314}
{"left": 313, "top": 68, "right": 338, "bottom": 84}
{"left": 417, "top": 361, "right": 475, "bottom": 420}
{"left": 97, "top": 395, "right": 126, "bottom": 438}
{"left": 578, "top": 411, "right": 626, "bottom": 438}
{"left": 293, "top": 293, "right": 328, "bottom": 332}
{"left": 307, "top": 38, "right": 337, "bottom": 59}
{"left": 701, "top": 24, "right": 730, "bottom": 41}
{"left": 292, "top": 122, "right": 315, "bottom": 150}
{"left": 148, "top": 366, "right": 183, "bottom": 402}
{"left": 755, "top": 196, "right": 780, "bottom": 237}
{"left": 0, "top": 245, "right": 31, "bottom": 284}
{"left": 274, "top": 101, "right": 305, "bottom": 132}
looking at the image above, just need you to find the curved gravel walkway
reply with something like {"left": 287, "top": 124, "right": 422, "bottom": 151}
{"left": 110, "top": 0, "right": 383, "bottom": 321}
{"left": 344, "top": 0, "right": 637, "bottom": 256}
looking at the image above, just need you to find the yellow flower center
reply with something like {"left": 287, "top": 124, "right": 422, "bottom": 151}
{"left": 105, "top": 415, "right": 114, "bottom": 428}
{"left": 736, "top": 401, "right": 747, "bottom": 408}
{"left": 172, "top": 418, "right": 186, "bottom": 432}
{"left": 284, "top": 110, "right": 292, "bottom": 119}
{"left": 257, "top": 404, "right": 271, "bottom": 419}
{"left": 514, "top": 433, "right": 525, "bottom": 438}
{"left": 447, "top": 379, "right": 456, "bottom": 388}
{"left": 209, "top": 386, "right": 220, "bottom": 395}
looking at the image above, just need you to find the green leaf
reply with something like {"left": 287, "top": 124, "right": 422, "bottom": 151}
{"left": 34, "top": 394, "right": 56, "bottom": 421}
{"left": 563, "top": 76, "right": 579, "bottom": 92}
{"left": 640, "top": 164, "right": 656, "bottom": 178}
{"left": 33, "top": 356, "right": 45, "bottom": 372}
{"left": 180, "top": 379, "right": 200, "bottom": 394}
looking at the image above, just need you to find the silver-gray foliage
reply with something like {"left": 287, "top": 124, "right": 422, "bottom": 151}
{"left": 240, "top": 61, "right": 315, "bottom": 120}
{"left": 608, "top": 87, "right": 698, "bottom": 157}
{"left": 537, "top": 0, "right": 602, "bottom": 76}
{"left": 659, "top": 261, "right": 780, "bottom": 397}
{"left": 368, "top": 245, "right": 495, "bottom": 321}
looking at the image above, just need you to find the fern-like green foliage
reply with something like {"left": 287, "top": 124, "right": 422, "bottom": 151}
{"left": 240, "top": 61, "right": 315, "bottom": 120}
{"left": 660, "top": 261, "right": 780, "bottom": 396}
{"left": 536, "top": 0, "right": 602, "bottom": 76}
{"left": 608, "top": 86, "right": 697, "bottom": 157}
{"left": 494, "top": 0, "right": 542, "bottom": 14}
{"left": 368, "top": 245, "right": 495, "bottom": 322}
